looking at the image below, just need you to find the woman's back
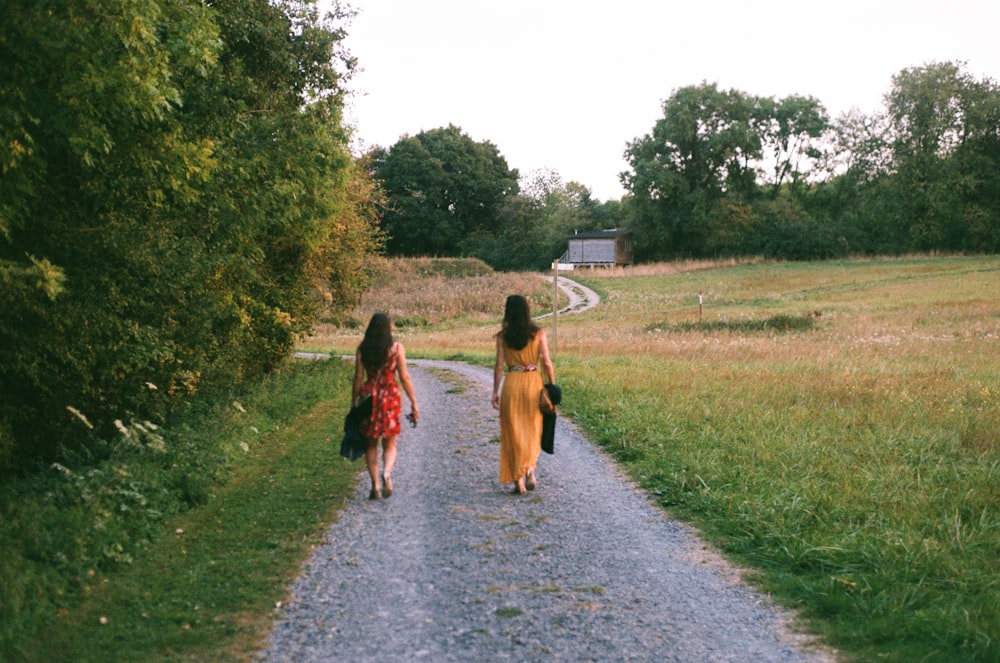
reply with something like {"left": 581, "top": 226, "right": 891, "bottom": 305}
{"left": 503, "top": 334, "right": 540, "bottom": 368}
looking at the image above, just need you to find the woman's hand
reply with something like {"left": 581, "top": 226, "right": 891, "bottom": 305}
{"left": 491, "top": 392, "right": 500, "bottom": 410}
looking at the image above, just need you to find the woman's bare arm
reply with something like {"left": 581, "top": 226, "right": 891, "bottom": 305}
{"left": 491, "top": 335, "right": 505, "bottom": 409}
{"left": 538, "top": 329, "right": 555, "bottom": 385}
{"left": 395, "top": 343, "right": 419, "bottom": 420}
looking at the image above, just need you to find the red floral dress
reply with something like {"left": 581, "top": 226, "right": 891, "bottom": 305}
{"left": 359, "top": 343, "right": 402, "bottom": 439}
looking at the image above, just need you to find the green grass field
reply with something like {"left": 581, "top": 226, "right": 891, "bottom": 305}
{"left": 5, "top": 255, "right": 998, "bottom": 662}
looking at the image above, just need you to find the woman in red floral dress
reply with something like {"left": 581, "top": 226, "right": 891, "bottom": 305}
{"left": 353, "top": 313, "right": 419, "bottom": 499}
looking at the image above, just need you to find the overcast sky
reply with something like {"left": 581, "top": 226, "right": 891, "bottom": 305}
{"left": 333, "top": 0, "right": 1000, "bottom": 201}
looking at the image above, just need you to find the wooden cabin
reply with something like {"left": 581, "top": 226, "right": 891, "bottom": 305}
{"left": 562, "top": 230, "right": 633, "bottom": 268}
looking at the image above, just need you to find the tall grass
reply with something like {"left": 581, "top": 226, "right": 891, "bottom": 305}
{"left": 306, "top": 257, "right": 563, "bottom": 355}
{"left": 559, "top": 355, "right": 998, "bottom": 660}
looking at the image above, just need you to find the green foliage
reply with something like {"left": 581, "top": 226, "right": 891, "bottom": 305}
{"left": 623, "top": 83, "right": 833, "bottom": 260}
{"left": 372, "top": 124, "right": 520, "bottom": 257}
{"left": 371, "top": 133, "right": 626, "bottom": 270}
{"left": 0, "top": 357, "right": 357, "bottom": 661}
{"left": 0, "top": 1, "right": 378, "bottom": 473}
{"left": 622, "top": 64, "right": 1000, "bottom": 261}
{"left": 647, "top": 313, "right": 816, "bottom": 334}
{"left": 878, "top": 62, "right": 1000, "bottom": 252}
{"left": 496, "top": 171, "right": 612, "bottom": 270}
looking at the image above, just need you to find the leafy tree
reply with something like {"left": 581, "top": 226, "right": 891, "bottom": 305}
{"left": 623, "top": 83, "right": 765, "bottom": 258}
{"left": 373, "top": 125, "right": 519, "bottom": 256}
{"left": 832, "top": 61, "right": 1000, "bottom": 253}
{"left": 758, "top": 95, "right": 829, "bottom": 198}
{"left": 0, "top": 0, "right": 377, "bottom": 473}
{"left": 518, "top": 171, "right": 605, "bottom": 263}
{"left": 623, "top": 83, "right": 837, "bottom": 259}
{"left": 953, "top": 99, "right": 1000, "bottom": 251}
{"left": 883, "top": 62, "right": 975, "bottom": 249}
{"left": 622, "top": 63, "right": 1000, "bottom": 261}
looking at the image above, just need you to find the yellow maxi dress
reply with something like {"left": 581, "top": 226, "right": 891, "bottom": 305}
{"left": 499, "top": 333, "right": 544, "bottom": 484}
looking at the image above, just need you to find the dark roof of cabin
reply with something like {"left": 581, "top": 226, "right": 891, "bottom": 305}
{"left": 567, "top": 229, "right": 632, "bottom": 240}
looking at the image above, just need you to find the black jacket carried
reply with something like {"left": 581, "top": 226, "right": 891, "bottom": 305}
{"left": 340, "top": 396, "right": 372, "bottom": 460}
{"left": 541, "top": 383, "right": 562, "bottom": 454}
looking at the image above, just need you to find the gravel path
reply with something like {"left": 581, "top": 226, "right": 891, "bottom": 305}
{"left": 539, "top": 275, "right": 602, "bottom": 317}
{"left": 257, "top": 359, "right": 834, "bottom": 662}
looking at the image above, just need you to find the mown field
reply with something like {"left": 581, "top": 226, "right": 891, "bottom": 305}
{"left": 315, "top": 255, "right": 1000, "bottom": 662}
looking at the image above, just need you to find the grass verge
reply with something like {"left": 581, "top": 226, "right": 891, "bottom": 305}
{"left": 6, "top": 358, "right": 360, "bottom": 662}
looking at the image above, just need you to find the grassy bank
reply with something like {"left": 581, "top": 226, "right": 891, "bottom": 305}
{"left": 304, "top": 256, "right": 564, "bottom": 355}
{"left": 3, "top": 359, "right": 360, "bottom": 662}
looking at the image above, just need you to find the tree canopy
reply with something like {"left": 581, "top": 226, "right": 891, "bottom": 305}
{"left": 371, "top": 125, "right": 520, "bottom": 256}
{"left": 370, "top": 129, "right": 621, "bottom": 270}
{"left": 0, "top": 0, "right": 379, "bottom": 473}
{"left": 621, "top": 64, "right": 1000, "bottom": 260}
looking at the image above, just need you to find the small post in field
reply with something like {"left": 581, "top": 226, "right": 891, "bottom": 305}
{"left": 699, "top": 290, "right": 704, "bottom": 321}
{"left": 551, "top": 259, "right": 559, "bottom": 358}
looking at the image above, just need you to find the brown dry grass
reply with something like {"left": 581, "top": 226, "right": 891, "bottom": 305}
{"left": 303, "top": 257, "right": 561, "bottom": 355}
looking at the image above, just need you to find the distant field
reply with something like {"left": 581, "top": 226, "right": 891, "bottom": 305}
{"left": 304, "top": 256, "right": 562, "bottom": 352}
{"left": 306, "top": 255, "right": 1000, "bottom": 662}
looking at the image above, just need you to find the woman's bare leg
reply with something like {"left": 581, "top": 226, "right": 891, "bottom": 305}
{"left": 381, "top": 436, "right": 398, "bottom": 496}
{"left": 365, "top": 438, "right": 381, "bottom": 497}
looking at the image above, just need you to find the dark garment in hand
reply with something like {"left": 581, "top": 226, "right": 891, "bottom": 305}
{"left": 541, "top": 383, "right": 562, "bottom": 454}
{"left": 340, "top": 397, "right": 372, "bottom": 460}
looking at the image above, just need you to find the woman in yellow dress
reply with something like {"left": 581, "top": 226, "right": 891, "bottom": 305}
{"left": 491, "top": 295, "right": 555, "bottom": 494}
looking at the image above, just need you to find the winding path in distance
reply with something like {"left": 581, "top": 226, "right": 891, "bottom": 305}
{"left": 538, "top": 274, "right": 601, "bottom": 318}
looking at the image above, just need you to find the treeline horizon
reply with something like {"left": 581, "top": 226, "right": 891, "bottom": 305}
{"left": 370, "top": 60, "right": 999, "bottom": 269}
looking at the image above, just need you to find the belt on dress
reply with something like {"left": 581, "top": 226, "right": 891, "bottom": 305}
{"left": 507, "top": 365, "right": 538, "bottom": 372}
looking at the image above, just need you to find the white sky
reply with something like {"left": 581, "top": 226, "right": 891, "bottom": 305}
{"left": 332, "top": 0, "right": 1000, "bottom": 201}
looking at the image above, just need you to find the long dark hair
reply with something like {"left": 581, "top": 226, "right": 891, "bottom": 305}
{"left": 360, "top": 313, "right": 393, "bottom": 371}
{"left": 498, "top": 295, "right": 539, "bottom": 351}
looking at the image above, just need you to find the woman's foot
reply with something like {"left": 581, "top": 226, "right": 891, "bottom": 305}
{"left": 382, "top": 474, "right": 393, "bottom": 498}
{"left": 512, "top": 478, "right": 526, "bottom": 495}
{"left": 525, "top": 468, "right": 537, "bottom": 491}
{"left": 369, "top": 488, "right": 381, "bottom": 500}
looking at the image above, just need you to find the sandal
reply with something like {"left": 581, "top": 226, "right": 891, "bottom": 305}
{"left": 369, "top": 488, "right": 381, "bottom": 500}
{"left": 382, "top": 474, "right": 393, "bottom": 498}
{"left": 525, "top": 468, "right": 537, "bottom": 491}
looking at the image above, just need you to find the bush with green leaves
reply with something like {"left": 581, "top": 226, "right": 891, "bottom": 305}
{"left": 0, "top": 0, "right": 379, "bottom": 473}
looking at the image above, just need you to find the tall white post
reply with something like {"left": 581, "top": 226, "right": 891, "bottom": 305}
{"left": 552, "top": 260, "right": 558, "bottom": 358}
